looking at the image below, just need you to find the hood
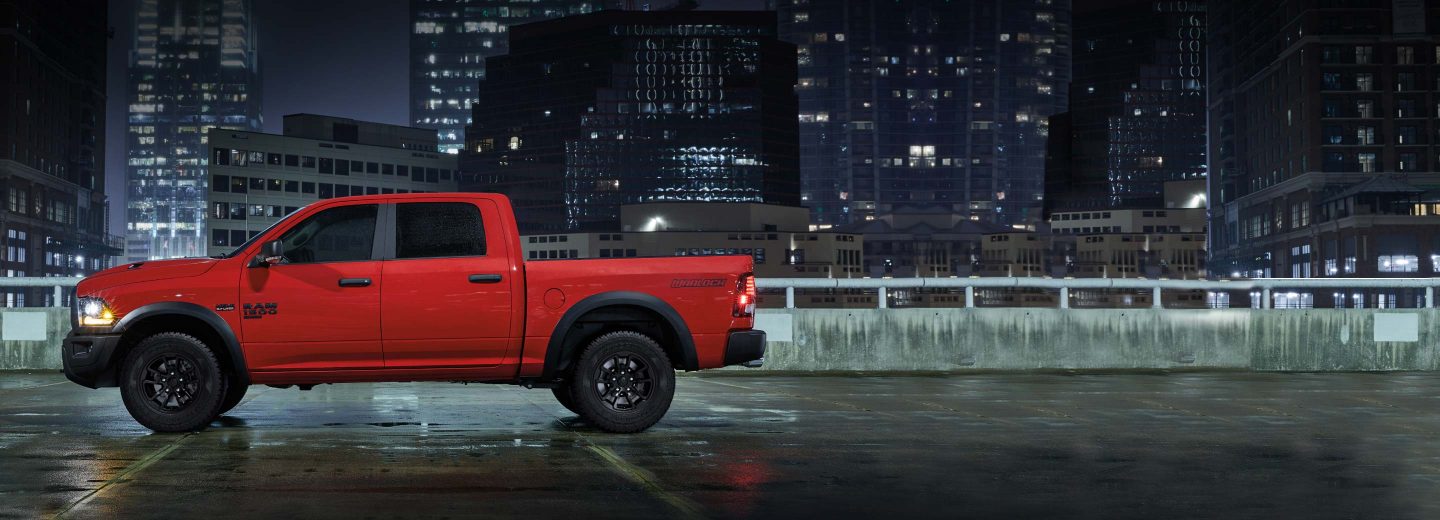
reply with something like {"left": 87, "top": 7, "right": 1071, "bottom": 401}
{"left": 78, "top": 257, "right": 221, "bottom": 293}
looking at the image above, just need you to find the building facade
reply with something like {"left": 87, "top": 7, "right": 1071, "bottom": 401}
{"left": 410, "top": 1, "right": 654, "bottom": 155}
{"left": 0, "top": 0, "right": 116, "bottom": 306}
{"left": 776, "top": 0, "right": 1072, "bottom": 227}
{"left": 1045, "top": 0, "right": 1206, "bottom": 213}
{"left": 520, "top": 202, "right": 863, "bottom": 280}
{"left": 1208, "top": 0, "right": 1440, "bottom": 305}
{"left": 463, "top": 10, "right": 800, "bottom": 233}
{"left": 205, "top": 115, "right": 458, "bottom": 256}
{"left": 125, "top": 0, "right": 263, "bottom": 261}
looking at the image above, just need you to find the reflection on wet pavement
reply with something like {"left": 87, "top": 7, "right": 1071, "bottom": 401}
{"left": 2, "top": 371, "right": 1439, "bottom": 519}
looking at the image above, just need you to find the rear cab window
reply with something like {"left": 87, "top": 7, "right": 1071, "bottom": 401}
{"left": 394, "top": 202, "right": 487, "bottom": 259}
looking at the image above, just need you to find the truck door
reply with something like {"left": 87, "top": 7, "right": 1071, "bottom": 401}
{"left": 239, "top": 202, "right": 385, "bottom": 370}
{"left": 380, "top": 200, "right": 516, "bottom": 368}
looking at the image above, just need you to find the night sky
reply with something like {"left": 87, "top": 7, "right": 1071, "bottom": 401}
{"left": 103, "top": 0, "right": 768, "bottom": 234}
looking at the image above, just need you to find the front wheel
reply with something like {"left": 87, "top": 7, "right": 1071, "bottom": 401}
{"left": 218, "top": 376, "right": 249, "bottom": 416}
{"left": 118, "top": 333, "right": 229, "bottom": 433}
{"left": 569, "top": 331, "right": 675, "bottom": 433}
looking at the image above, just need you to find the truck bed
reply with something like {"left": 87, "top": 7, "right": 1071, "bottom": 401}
{"left": 519, "top": 255, "right": 754, "bottom": 376}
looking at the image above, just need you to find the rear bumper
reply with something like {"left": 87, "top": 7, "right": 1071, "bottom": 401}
{"left": 62, "top": 331, "right": 123, "bottom": 389}
{"left": 723, "top": 330, "right": 766, "bottom": 367}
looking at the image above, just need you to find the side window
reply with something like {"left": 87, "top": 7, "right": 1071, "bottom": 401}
{"left": 395, "top": 202, "right": 487, "bottom": 259}
{"left": 278, "top": 204, "right": 377, "bottom": 264}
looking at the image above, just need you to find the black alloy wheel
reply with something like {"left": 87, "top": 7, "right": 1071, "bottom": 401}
{"left": 142, "top": 355, "right": 201, "bottom": 411}
{"left": 119, "top": 332, "right": 228, "bottom": 432}
{"left": 568, "top": 331, "right": 675, "bottom": 433}
{"left": 593, "top": 353, "right": 654, "bottom": 412}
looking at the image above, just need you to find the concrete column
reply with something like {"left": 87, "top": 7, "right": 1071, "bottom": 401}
{"left": 785, "top": 286, "right": 795, "bottom": 309}
{"left": 878, "top": 287, "right": 887, "bottom": 309}
{"left": 1262, "top": 288, "right": 1272, "bottom": 309}
{"left": 1427, "top": 287, "right": 1435, "bottom": 309}
{"left": 1059, "top": 287, "right": 1069, "bottom": 309}
{"left": 1152, "top": 286, "right": 1163, "bottom": 309}
{"left": 964, "top": 286, "right": 975, "bottom": 308}
{"left": 53, "top": 286, "right": 61, "bottom": 307}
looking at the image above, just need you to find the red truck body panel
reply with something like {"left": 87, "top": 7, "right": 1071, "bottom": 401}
{"left": 71, "top": 193, "right": 756, "bottom": 387}
{"left": 520, "top": 256, "right": 755, "bottom": 377}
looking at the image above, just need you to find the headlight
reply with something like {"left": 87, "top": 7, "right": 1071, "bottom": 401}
{"left": 77, "top": 297, "right": 116, "bottom": 327}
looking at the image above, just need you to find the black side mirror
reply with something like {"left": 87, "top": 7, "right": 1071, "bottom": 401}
{"left": 249, "top": 240, "right": 286, "bottom": 268}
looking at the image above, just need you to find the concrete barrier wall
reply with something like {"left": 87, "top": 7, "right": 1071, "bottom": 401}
{"left": 752, "top": 308, "right": 1440, "bottom": 372}
{"left": 0, "top": 308, "right": 71, "bottom": 370}
{"left": 3, "top": 307, "right": 1437, "bottom": 372}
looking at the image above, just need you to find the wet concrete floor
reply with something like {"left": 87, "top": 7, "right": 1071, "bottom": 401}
{"left": 3, "top": 371, "right": 1440, "bottom": 519}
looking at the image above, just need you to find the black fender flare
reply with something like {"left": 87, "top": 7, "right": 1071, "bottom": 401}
{"left": 541, "top": 291, "right": 698, "bottom": 380}
{"left": 112, "top": 301, "right": 251, "bottom": 386}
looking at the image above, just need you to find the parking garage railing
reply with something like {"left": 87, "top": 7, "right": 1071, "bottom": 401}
{"left": 0, "top": 277, "right": 79, "bottom": 307}
{"left": 756, "top": 277, "right": 1440, "bottom": 310}
{"left": 4, "top": 275, "right": 1439, "bottom": 311}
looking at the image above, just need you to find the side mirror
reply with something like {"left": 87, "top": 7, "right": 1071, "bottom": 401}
{"left": 249, "top": 240, "right": 286, "bottom": 268}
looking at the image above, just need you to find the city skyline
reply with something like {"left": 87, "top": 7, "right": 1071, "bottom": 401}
{"left": 103, "top": 0, "right": 764, "bottom": 237}
{"left": 73, "top": 0, "right": 1440, "bottom": 288}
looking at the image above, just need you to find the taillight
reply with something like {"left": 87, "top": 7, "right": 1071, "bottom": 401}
{"left": 734, "top": 273, "right": 756, "bottom": 317}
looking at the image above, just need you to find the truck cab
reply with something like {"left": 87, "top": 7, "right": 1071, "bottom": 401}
{"left": 63, "top": 193, "right": 764, "bottom": 433}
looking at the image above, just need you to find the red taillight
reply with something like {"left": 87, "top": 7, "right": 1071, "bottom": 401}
{"left": 734, "top": 273, "right": 756, "bottom": 317}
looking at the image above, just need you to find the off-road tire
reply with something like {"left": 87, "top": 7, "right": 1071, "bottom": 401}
{"left": 551, "top": 383, "right": 581, "bottom": 415}
{"left": 568, "top": 331, "right": 675, "bottom": 433}
{"left": 218, "top": 375, "right": 249, "bottom": 416}
{"left": 119, "top": 333, "right": 229, "bottom": 433}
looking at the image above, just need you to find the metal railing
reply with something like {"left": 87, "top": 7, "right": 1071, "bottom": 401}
{"left": 6, "top": 275, "right": 1439, "bottom": 310}
{"left": 756, "top": 277, "right": 1440, "bottom": 310}
{"left": 0, "top": 277, "right": 80, "bottom": 307}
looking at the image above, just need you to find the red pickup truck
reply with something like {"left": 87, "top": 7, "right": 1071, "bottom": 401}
{"left": 62, "top": 193, "right": 764, "bottom": 433}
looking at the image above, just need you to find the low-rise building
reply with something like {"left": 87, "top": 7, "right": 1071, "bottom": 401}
{"left": 1049, "top": 180, "right": 1208, "bottom": 235}
{"left": 1070, "top": 232, "right": 1207, "bottom": 279}
{"left": 521, "top": 202, "right": 863, "bottom": 280}
{"left": 205, "top": 115, "right": 458, "bottom": 256}
{"left": 834, "top": 205, "right": 1014, "bottom": 278}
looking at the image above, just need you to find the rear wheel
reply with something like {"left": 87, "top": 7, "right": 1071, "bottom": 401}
{"left": 569, "top": 331, "right": 675, "bottom": 433}
{"left": 551, "top": 384, "right": 580, "bottom": 415}
{"left": 119, "top": 333, "right": 228, "bottom": 433}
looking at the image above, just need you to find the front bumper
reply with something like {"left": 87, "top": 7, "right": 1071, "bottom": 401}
{"left": 723, "top": 330, "right": 766, "bottom": 367}
{"left": 62, "top": 331, "right": 123, "bottom": 388}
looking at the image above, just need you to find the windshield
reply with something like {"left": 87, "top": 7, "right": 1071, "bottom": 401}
{"left": 211, "top": 213, "right": 294, "bottom": 259}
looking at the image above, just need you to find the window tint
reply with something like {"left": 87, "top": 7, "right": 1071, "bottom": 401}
{"left": 395, "top": 202, "right": 486, "bottom": 259}
{"left": 278, "top": 204, "right": 377, "bottom": 264}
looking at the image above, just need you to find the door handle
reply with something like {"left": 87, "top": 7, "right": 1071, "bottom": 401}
{"left": 469, "top": 274, "right": 503, "bottom": 284}
{"left": 338, "top": 278, "right": 372, "bottom": 287}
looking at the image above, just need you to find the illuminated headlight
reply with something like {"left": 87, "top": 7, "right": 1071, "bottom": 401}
{"left": 77, "top": 297, "right": 116, "bottom": 327}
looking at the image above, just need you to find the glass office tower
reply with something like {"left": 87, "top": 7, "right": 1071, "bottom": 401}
{"left": 776, "top": 0, "right": 1071, "bottom": 227}
{"left": 409, "top": 1, "right": 625, "bottom": 155}
{"left": 777, "top": 0, "right": 1071, "bottom": 227}
{"left": 463, "top": 10, "right": 800, "bottom": 233}
{"left": 125, "top": 0, "right": 263, "bottom": 261}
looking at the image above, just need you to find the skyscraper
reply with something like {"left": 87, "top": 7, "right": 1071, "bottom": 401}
{"left": 462, "top": 10, "right": 800, "bottom": 233}
{"left": 1208, "top": 1, "right": 1440, "bottom": 301}
{"left": 0, "top": 0, "right": 115, "bottom": 306}
{"left": 776, "top": 0, "right": 1072, "bottom": 227}
{"left": 409, "top": 1, "right": 617, "bottom": 155}
{"left": 125, "top": 0, "right": 263, "bottom": 261}
{"left": 1045, "top": 0, "right": 1206, "bottom": 213}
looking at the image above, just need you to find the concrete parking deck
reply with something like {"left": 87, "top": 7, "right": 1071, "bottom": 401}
{"left": 3, "top": 372, "right": 1440, "bottom": 519}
